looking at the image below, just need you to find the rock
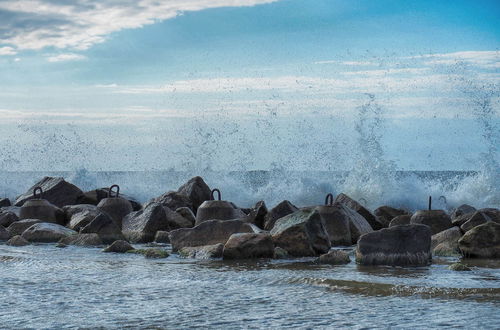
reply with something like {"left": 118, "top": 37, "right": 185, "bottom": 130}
{"left": 67, "top": 209, "right": 101, "bottom": 232}
{"left": 21, "top": 223, "right": 77, "bottom": 243}
{"left": 103, "top": 240, "right": 135, "bottom": 253}
{"left": 316, "top": 250, "right": 351, "bottom": 265}
{"left": 431, "top": 227, "right": 462, "bottom": 256}
{"left": 315, "top": 203, "right": 352, "bottom": 246}
{"left": 449, "top": 263, "right": 471, "bottom": 271}
{"left": 166, "top": 207, "right": 193, "bottom": 230}
{"left": 147, "top": 191, "right": 193, "bottom": 213}
{"left": 0, "top": 198, "right": 11, "bottom": 207}
{"left": 77, "top": 188, "right": 142, "bottom": 211}
{"left": 374, "top": 206, "right": 409, "bottom": 228}
{"left": 7, "top": 219, "right": 43, "bottom": 236}
{"left": 129, "top": 248, "right": 169, "bottom": 258}
{"left": 273, "top": 246, "right": 289, "bottom": 259}
{"left": 335, "top": 193, "right": 382, "bottom": 230}
{"left": 355, "top": 224, "right": 432, "bottom": 266}
{"left": 169, "top": 219, "right": 259, "bottom": 251}
{"left": 244, "top": 201, "right": 268, "bottom": 229}
{"left": 458, "top": 221, "right": 500, "bottom": 258}
{"left": 6, "top": 235, "right": 30, "bottom": 246}
{"left": 263, "top": 200, "right": 298, "bottom": 230}
{"left": 195, "top": 200, "right": 246, "bottom": 226}
{"left": 80, "top": 213, "right": 125, "bottom": 244}
{"left": 451, "top": 212, "right": 475, "bottom": 227}
{"left": 175, "top": 207, "right": 196, "bottom": 227}
{"left": 59, "top": 233, "right": 104, "bottom": 246}
{"left": 97, "top": 196, "right": 133, "bottom": 228}
{"left": 460, "top": 209, "right": 500, "bottom": 233}
{"left": 15, "top": 177, "right": 83, "bottom": 208}
{"left": 122, "top": 202, "right": 168, "bottom": 243}
{"left": 177, "top": 176, "right": 211, "bottom": 211}
{"left": 0, "top": 225, "right": 10, "bottom": 240}
{"left": 451, "top": 204, "right": 476, "bottom": 219}
{"left": 389, "top": 215, "right": 412, "bottom": 227}
{"left": 63, "top": 204, "right": 100, "bottom": 219}
{"left": 410, "top": 210, "right": 452, "bottom": 235}
{"left": 19, "top": 198, "right": 65, "bottom": 225}
{"left": 339, "top": 204, "right": 373, "bottom": 244}
{"left": 178, "top": 244, "right": 224, "bottom": 259}
{"left": 0, "top": 211, "right": 18, "bottom": 227}
{"left": 154, "top": 231, "right": 170, "bottom": 243}
{"left": 223, "top": 233, "right": 274, "bottom": 259}
{"left": 270, "top": 209, "right": 331, "bottom": 257}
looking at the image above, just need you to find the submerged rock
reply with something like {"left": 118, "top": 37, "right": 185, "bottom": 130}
{"left": 7, "top": 235, "right": 30, "bottom": 246}
{"left": 374, "top": 206, "right": 409, "bottom": 228}
{"left": 458, "top": 221, "right": 500, "bottom": 258}
{"left": 410, "top": 210, "right": 452, "bottom": 235}
{"left": 80, "top": 213, "right": 125, "bottom": 244}
{"left": 21, "top": 223, "right": 77, "bottom": 243}
{"left": 270, "top": 209, "right": 331, "bottom": 257}
{"left": 449, "top": 263, "right": 471, "bottom": 271}
{"left": 154, "top": 230, "right": 170, "bottom": 243}
{"left": 389, "top": 215, "right": 411, "bottom": 227}
{"left": 223, "top": 233, "right": 274, "bottom": 259}
{"left": 335, "top": 193, "right": 382, "bottom": 230}
{"left": 169, "top": 219, "right": 259, "bottom": 251}
{"left": 263, "top": 200, "right": 298, "bottom": 231}
{"left": 129, "top": 248, "right": 169, "bottom": 259}
{"left": 356, "top": 224, "right": 432, "bottom": 266}
{"left": 59, "top": 233, "right": 104, "bottom": 246}
{"left": 177, "top": 176, "right": 211, "bottom": 211}
{"left": 15, "top": 177, "right": 83, "bottom": 208}
{"left": 7, "top": 219, "right": 43, "bottom": 236}
{"left": 316, "top": 250, "right": 351, "bottom": 265}
{"left": 179, "top": 243, "right": 224, "bottom": 259}
{"left": 122, "top": 202, "right": 168, "bottom": 243}
{"left": 103, "top": 240, "right": 135, "bottom": 253}
{"left": 431, "top": 227, "right": 462, "bottom": 256}
{"left": 315, "top": 203, "right": 352, "bottom": 246}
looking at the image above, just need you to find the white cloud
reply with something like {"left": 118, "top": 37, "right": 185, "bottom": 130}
{"left": 412, "top": 51, "right": 500, "bottom": 69}
{"left": 0, "top": 46, "right": 17, "bottom": 55}
{"left": 47, "top": 53, "right": 87, "bottom": 62}
{"left": 0, "top": 0, "right": 279, "bottom": 53}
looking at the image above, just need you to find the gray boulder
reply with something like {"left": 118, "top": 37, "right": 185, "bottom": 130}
{"left": 223, "top": 233, "right": 274, "bottom": 259}
{"left": 273, "top": 246, "right": 289, "bottom": 259}
{"left": 451, "top": 212, "right": 475, "bottom": 227}
{"left": 315, "top": 203, "right": 352, "bottom": 246}
{"left": 410, "top": 210, "right": 452, "bottom": 235}
{"left": 97, "top": 197, "right": 133, "bottom": 228}
{"left": 175, "top": 207, "right": 196, "bottom": 227}
{"left": 7, "top": 219, "right": 43, "bottom": 236}
{"left": 146, "top": 191, "right": 193, "bottom": 213}
{"left": 15, "top": 177, "right": 83, "bottom": 208}
{"left": 458, "top": 221, "right": 500, "bottom": 258}
{"left": 389, "top": 214, "right": 411, "bottom": 227}
{"left": 59, "top": 233, "right": 104, "bottom": 246}
{"left": 316, "top": 250, "right": 351, "bottom": 265}
{"left": 121, "top": 202, "right": 168, "bottom": 243}
{"left": 7, "top": 235, "right": 30, "bottom": 246}
{"left": 0, "top": 198, "right": 11, "bottom": 207}
{"left": 22, "top": 223, "right": 77, "bottom": 243}
{"left": 244, "top": 201, "right": 268, "bottom": 229}
{"left": 103, "top": 240, "right": 135, "bottom": 253}
{"left": 335, "top": 193, "right": 382, "bottom": 230}
{"left": 374, "top": 205, "right": 409, "bottom": 228}
{"left": 77, "top": 188, "right": 142, "bottom": 211}
{"left": 166, "top": 207, "right": 193, "bottom": 229}
{"left": 0, "top": 211, "right": 18, "bottom": 227}
{"left": 63, "top": 204, "right": 99, "bottom": 219}
{"left": 356, "top": 224, "right": 432, "bottom": 266}
{"left": 154, "top": 231, "right": 170, "bottom": 243}
{"left": 431, "top": 226, "right": 462, "bottom": 256}
{"left": 67, "top": 209, "right": 101, "bottom": 232}
{"left": 177, "top": 176, "right": 211, "bottom": 211}
{"left": 169, "top": 219, "right": 259, "bottom": 251}
{"left": 263, "top": 200, "right": 298, "bottom": 230}
{"left": 195, "top": 200, "right": 246, "bottom": 226}
{"left": 80, "top": 213, "right": 125, "bottom": 244}
{"left": 19, "top": 198, "right": 65, "bottom": 225}
{"left": 270, "top": 209, "right": 331, "bottom": 257}
{"left": 461, "top": 209, "right": 500, "bottom": 232}
{"left": 0, "top": 225, "right": 10, "bottom": 240}
{"left": 451, "top": 204, "right": 476, "bottom": 219}
{"left": 178, "top": 243, "right": 224, "bottom": 259}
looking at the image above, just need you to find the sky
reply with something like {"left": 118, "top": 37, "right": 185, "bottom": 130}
{"left": 0, "top": 0, "right": 499, "bottom": 172}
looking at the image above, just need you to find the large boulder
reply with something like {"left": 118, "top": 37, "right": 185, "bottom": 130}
{"left": 460, "top": 209, "right": 500, "bottom": 233}
{"left": 177, "top": 176, "right": 211, "bottom": 211}
{"left": 97, "top": 197, "right": 133, "bottom": 228}
{"left": 263, "top": 200, "right": 298, "bottom": 230}
{"left": 316, "top": 250, "right": 351, "bottom": 265}
{"left": 374, "top": 206, "right": 409, "bottom": 228}
{"left": 103, "top": 240, "right": 134, "bottom": 253}
{"left": 315, "top": 203, "right": 352, "bottom": 246}
{"left": 458, "top": 221, "right": 500, "bottom": 258}
{"left": 223, "top": 233, "right": 274, "bottom": 259}
{"left": 410, "top": 210, "right": 452, "bottom": 235}
{"left": 431, "top": 226, "right": 462, "bottom": 256}
{"left": 0, "top": 211, "right": 18, "bottom": 227}
{"left": 77, "top": 188, "right": 142, "bottom": 211}
{"left": 7, "top": 219, "right": 42, "bottom": 236}
{"left": 7, "top": 235, "right": 30, "bottom": 246}
{"left": 154, "top": 231, "right": 170, "bottom": 243}
{"left": 356, "top": 224, "right": 432, "bottom": 266}
{"left": 165, "top": 207, "right": 194, "bottom": 230}
{"left": 80, "top": 213, "right": 125, "bottom": 244}
{"left": 0, "top": 198, "right": 11, "bottom": 207}
{"left": 169, "top": 219, "right": 259, "bottom": 251}
{"left": 0, "top": 225, "right": 10, "bottom": 240}
{"left": 244, "top": 201, "right": 268, "bottom": 229}
{"left": 195, "top": 200, "right": 246, "bottom": 226}
{"left": 63, "top": 204, "right": 100, "bottom": 219}
{"left": 59, "top": 233, "right": 104, "bottom": 246}
{"left": 21, "top": 223, "right": 77, "bottom": 243}
{"left": 335, "top": 193, "right": 382, "bottom": 230}
{"left": 175, "top": 207, "right": 196, "bottom": 227}
{"left": 15, "top": 177, "right": 83, "bottom": 208}
{"left": 121, "top": 202, "right": 168, "bottom": 243}
{"left": 19, "top": 198, "right": 65, "bottom": 225}
{"left": 66, "top": 209, "right": 101, "bottom": 232}
{"left": 146, "top": 191, "right": 193, "bottom": 213}
{"left": 389, "top": 215, "right": 411, "bottom": 227}
{"left": 270, "top": 209, "right": 331, "bottom": 257}
{"left": 451, "top": 212, "right": 475, "bottom": 227}
{"left": 178, "top": 243, "right": 224, "bottom": 259}
{"left": 451, "top": 204, "right": 476, "bottom": 219}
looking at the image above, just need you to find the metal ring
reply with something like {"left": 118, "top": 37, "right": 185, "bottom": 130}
{"left": 109, "top": 185, "right": 120, "bottom": 198}
{"left": 324, "top": 193, "right": 334, "bottom": 206}
{"left": 211, "top": 188, "right": 221, "bottom": 201}
{"left": 33, "top": 186, "right": 43, "bottom": 199}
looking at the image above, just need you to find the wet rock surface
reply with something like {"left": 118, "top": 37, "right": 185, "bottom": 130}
{"left": 6, "top": 235, "right": 30, "bottom": 246}
{"left": 316, "top": 249, "right": 351, "bottom": 265}
{"left": 179, "top": 243, "right": 224, "bottom": 259}
{"left": 22, "top": 223, "right": 77, "bottom": 243}
{"left": 59, "top": 233, "right": 104, "bottom": 246}
{"left": 335, "top": 193, "right": 382, "bottom": 230}
{"left": 315, "top": 203, "right": 352, "bottom": 246}
{"left": 374, "top": 206, "right": 409, "bottom": 228}
{"left": 459, "top": 221, "right": 500, "bottom": 258}
{"left": 7, "top": 219, "right": 43, "bottom": 236}
{"left": 122, "top": 202, "right": 168, "bottom": 243}
{"left": 410, "top": 210, "right": 452, "bottom": 235}
{"left": 15, "top": 177, "right": 83, "bottom": 208}
{"left": 389, "top": 214, "right": 411, "bottom": 227}
{"left": 263, "top": 200, "right": 298, "bottom": 231}
{"left": 431, "top": 226, "right": 462, "bottom": 256}
{"left": 223, "top": 233, "right": 274, "bottom": 259}
{"left": 103, "top": 240, "right": 135, "bottom": 253}
{"left": 80, "top": 213, "right": 125, "bottom": 244}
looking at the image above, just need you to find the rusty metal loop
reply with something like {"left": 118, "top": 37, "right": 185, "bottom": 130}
{"left": 33, "top": 186, "right": 43, "bottom": 199}
{"left": 211, "top": 188, "right": 221, "bottom": 201}
{"left": 324, "top": 193, "right": 334, "bottom": 206}
{"left": 108, "top": 184, "right": 120, "bottom": 198}
{"left": 428, "top": 196, "right": 432, "bottom": 210}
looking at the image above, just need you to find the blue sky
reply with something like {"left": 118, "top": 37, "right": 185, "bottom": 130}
{"left": 0, "top": 0, "right": 499, "bottom": 171}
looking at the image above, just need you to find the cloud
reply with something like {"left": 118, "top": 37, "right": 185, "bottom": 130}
{"left": 0, "top": 46, "right": 17, "bottom": 55}
{"left": 412, "top": 51, "right": 500, "bottom": 69}
{"left": 0, "top": 0, "right": 279, "bottom": 54}
{"left": 47, "top": 53, "right": 87, "bottom": 62}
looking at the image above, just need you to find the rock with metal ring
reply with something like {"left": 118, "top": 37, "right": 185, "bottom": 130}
{"left": 314, "top": 193, "right": 351, "bottom": 246}
{"left": 19, "top": 187, "right": 64, "bottom": 224}
{"left": 97, "top": 185, "right": 133, "bottom": 228}
{"left": 195, "top": 189, "right": 246, "bottom": 226}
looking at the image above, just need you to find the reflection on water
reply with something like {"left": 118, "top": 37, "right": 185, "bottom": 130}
{"left": 0, "top": 244, "right": 499, "bottom": 329}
